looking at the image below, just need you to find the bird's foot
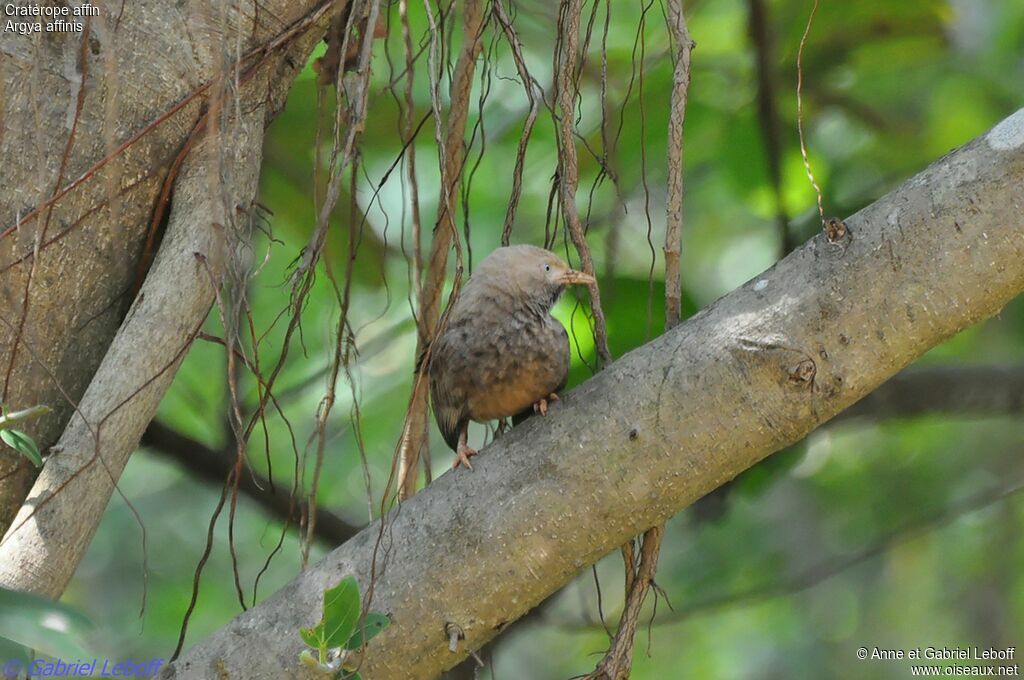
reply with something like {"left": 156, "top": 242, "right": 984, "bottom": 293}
{"left": 533, "top": 392, "right": 559, "bottom": 417}
{"left": 452, "top": 442, "right": 478, "bottom": 470}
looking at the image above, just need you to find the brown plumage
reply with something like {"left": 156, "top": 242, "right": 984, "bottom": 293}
{"left": 428, "top": 245, "right": 595, "bottom": 470}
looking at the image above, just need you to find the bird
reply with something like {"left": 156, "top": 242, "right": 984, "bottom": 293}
{"left": 428, "top": 245, "right": 595, "bottom": 470}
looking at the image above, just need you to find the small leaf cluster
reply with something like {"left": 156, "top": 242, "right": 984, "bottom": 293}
{"left": 298, "top": 576, "right": 390, "bottom": 679}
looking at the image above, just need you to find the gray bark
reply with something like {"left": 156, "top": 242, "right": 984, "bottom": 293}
{"left": 0, "top": 103, "right": 259, "bottom": 594}
{"left": 161, "top": 110, "right": 1024, "bottom": 679}
{"left": 0, "top": 1, "right": 335, "bottom": 591}
{"left": 0, "top": 0, "right": 331, "bottom": 532}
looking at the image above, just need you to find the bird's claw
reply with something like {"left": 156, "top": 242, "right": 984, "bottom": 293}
{"left": 453, "top": 443, "right": 478, "bottom": 470}
{"left": 533, "top": 392, "right": 559, "bottom": 417}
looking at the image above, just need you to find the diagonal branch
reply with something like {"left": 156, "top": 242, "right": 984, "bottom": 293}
{"left": 835, "top": 364, "right": 1024, "bottom": 422}
{"left": 161, "top": 110, "right": 1024, "bottom": 679}
{"left": 141, "top": 421, "right": 359, "bottom": 545}
{"left": 556, "top": 467, "right": 1024, "bottom": 631}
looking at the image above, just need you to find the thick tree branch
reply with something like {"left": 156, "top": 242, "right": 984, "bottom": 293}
{"left": 141, "top": 422, "right": 359, "bottom": 545}
{"left": 161, "top": 111, "right": 1024, "bottom": 679}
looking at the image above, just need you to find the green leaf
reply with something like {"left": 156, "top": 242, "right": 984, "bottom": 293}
{"left": 299, "top": 625, "right": 323, "bottom": 650}
{"left": 321, "top": 577, "right": 361, "bottom": 649}
{"left": 344, "top": 612, "right": 390, "bottom": 650}
{"left": 0, "top": 429, "right": 42, "bottom": 467}
{"left": 0, "top": 587, "right": 92, "bottom": 658}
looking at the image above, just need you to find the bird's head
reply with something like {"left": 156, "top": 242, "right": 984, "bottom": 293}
{"left": 474, "top": 245, "right": 596, "bottom": 312}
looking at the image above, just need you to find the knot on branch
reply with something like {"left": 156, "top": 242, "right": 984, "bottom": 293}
{"left": 445, "top": 621, "right": 465, "bottom": 653}
{"left": 824, "top": 216, "right": 849, "bottom": 243}
{"left": 788, "top": 358, "right": 817, "bottom": 387}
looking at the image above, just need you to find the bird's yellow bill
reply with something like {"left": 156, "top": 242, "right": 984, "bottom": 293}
{"left": 560, "top": 270, "right": 596, "bottom": 286}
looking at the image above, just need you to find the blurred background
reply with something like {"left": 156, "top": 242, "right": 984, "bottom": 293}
{"left": 57, "top": 0, "right": 1024, "bottom": 678}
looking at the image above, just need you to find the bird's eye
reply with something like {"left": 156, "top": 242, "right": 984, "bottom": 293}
{"left": 544, "top": 264, "right": 552, "bottom": 272}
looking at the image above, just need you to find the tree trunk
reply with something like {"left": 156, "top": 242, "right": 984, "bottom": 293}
{"left": 0, "top": 0, "right": 332, "bottom": 533}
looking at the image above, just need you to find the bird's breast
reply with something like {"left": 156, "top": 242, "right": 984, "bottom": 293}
{"left": 464, "top": 315, "right": 569, "bottom": 422}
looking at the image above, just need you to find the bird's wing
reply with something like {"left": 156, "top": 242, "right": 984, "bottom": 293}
{"left": 428, "top": 332, "right": 468, "bottom": 451}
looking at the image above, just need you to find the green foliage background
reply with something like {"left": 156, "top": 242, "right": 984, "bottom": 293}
{"left": 55, "top": 1, "right": 1024, "bottom": 678}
